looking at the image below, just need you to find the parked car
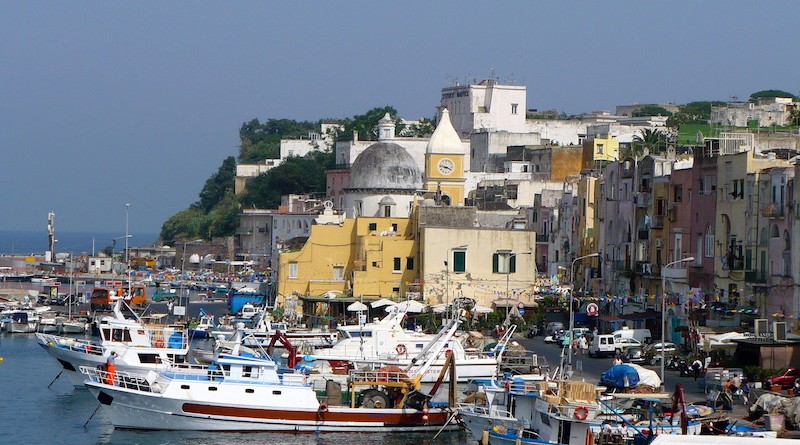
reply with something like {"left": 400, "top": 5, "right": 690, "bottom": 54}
{"left": 545, "top": 322, "right": 565, "bottom": 337}
{"left": 622, "top": 346, "right": 645, "bottom": 364}
{"left": 544, "top": 329, "right": 565, "bottom": 344}
{"left": 764, "top": 368, "right": 800, "bottom": 390}
{"left": 643, "top": 342, "right": 677, "bottom": 354}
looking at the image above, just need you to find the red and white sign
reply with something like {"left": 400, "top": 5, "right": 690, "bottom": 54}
{"left": 586, "top": 302, "right": 599, "bottom": 316}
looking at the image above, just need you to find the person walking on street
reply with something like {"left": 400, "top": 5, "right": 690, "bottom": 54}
{"left": 691, "top": 358, "right": 702, "bottom": 381}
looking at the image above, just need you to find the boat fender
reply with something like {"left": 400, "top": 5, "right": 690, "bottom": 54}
{"left": 395, "top": 344, "right": 407, "bottom": 355}
{"left": 318, "top": 402, "right": 328, "bottom": 413}
{"left": 505, "top": 380, "right": 512, "bottom": 392}
{"left": 422, "top": 404, "right": 428, "bottom": 421}
{"left": 574, "top": 405, "right": 589, "bottom": 420}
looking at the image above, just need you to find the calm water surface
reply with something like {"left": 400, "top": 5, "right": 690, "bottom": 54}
{"left": 0, "top": 334, "right": 467, "bottom": 445}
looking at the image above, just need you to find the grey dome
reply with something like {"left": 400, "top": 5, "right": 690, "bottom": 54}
{"left": 349, "top": 142, "right": 422, "bottom": 190}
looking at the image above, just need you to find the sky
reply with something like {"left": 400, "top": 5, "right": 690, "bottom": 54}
{"left": 2, "top": 1, "right": 798, "bottom": 236}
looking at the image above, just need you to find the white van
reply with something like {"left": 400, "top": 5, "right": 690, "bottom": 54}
{"left": 588, "top": 334, "right": 618, "bottom": 357}
{"left": 612, "top": 328, "right": 652, "bottom": 344}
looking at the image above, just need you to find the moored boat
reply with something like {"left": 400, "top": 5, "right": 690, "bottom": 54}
{"left": 80, "top": 315, "right": 466, "bottom": 432}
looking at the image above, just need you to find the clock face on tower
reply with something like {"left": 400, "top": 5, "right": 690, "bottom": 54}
{"left": 437, "top": 158, "right": 455, "bottom": 175}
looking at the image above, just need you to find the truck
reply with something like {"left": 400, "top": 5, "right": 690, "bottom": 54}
{"left": 89, "top": 284, "right": 148, "bottom": 310}
{"left": 612, "top": 328, "right": 652, "bottom": 344}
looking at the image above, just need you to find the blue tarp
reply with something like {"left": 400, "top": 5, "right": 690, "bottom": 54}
{"left": 600, "top": 364, "right": 640, "bottom": 388}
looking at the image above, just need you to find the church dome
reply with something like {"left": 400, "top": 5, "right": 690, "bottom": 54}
{"left": 349, "top": 142, "right": 422, "bottom": 190}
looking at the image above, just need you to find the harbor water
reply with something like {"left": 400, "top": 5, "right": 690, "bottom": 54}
{"left": 0, "top": 333, "right": 467, "bottom": 445}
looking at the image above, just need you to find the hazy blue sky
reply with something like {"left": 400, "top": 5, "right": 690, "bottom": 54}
{"left": 2, "top": 1, "right": 798, "bottom": 236}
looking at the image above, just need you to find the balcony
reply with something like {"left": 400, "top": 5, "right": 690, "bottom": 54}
{"left": 536, "top": 234, "right": 548, "bottom": 243}
{"left": 636, "top": 261, "right": 654, "bottom": 275}
{"left": 745, "top": 270, "right": 766, "bottom": 283}
{"left": 635, "top": 192, "right": 651, "bottom": 208}
{"left": 760, "top": 203, "right": 784, "bottom": 219}
{"left": 651, "top": 215, "right": 664, "bottom": 228}
{"left": 638, "top": 229, "right": 649, "bottom": 240}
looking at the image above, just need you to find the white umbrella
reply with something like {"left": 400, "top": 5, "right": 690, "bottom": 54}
{"left": 324, "top": 290, "right": 343, "bottom": 299}
{"left": 386, "top": 300, "right": 427, "bottom": 313}
{"left": 370, "top": 298, "right": 396, "bottom": 308}
{"left": 347, "top": 301, "right": 368, "bottom": 312}
{"left": 431, "top": 303, "right": 448, "bottom": 313}
{"left": 471, "top": 305, "right": 493, "bottom": 314}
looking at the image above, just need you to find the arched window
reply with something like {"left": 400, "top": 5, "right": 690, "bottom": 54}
{"left": 772, "top": 224, "right": 780, "bottom": 238}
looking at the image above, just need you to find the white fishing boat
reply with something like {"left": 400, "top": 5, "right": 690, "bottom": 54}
{"left": 242, "top": 308, "right": 338, "bottom": 348}
{"left": 56, "top": 316, "right": 89, "bottom": 334}
{"left": 7, "top": 309, "right": 39, "bottom": 333}
{"left": 306, "top": 307, "right": 506, "bottom": 383}
{"left": 79, "top": 316, "right": 465, "bottom": 432}
{"left": 36, "top": 300, "right": 190, "bottom": 386}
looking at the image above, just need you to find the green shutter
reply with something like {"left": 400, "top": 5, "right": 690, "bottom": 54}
{"left": 454, "top": 251, "right": 466, "bottom": 272}
{"left": 510, "top": 255, "right": 517, "bottom": 273}
{"left": 492, "top": 253, "right": 499, "bottom": 273}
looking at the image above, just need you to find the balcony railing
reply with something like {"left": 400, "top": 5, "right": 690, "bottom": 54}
{"left": 651, "top": 215, "right": 664, "bottom": 228}
{"left": 760, "top": 203, "right": 784, "bottom": 219}
{"left": 638, "top": 229, "right": 649, "bottom": 240}
{"left": 745, "top": 270, "right": 766, "bottom": 283}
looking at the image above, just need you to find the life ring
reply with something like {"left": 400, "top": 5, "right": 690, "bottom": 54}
{"left": 395, "top": 344, "right": 407, "bottom": 355}
{"left": 155, "top": 339, "right": 165, "bottom": 348}
{"left": 574, "top": 405, "right": 589, "bottom": 420}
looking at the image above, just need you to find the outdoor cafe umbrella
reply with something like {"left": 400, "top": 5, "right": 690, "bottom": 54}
{"left": 347, "top": 301, "right": 369, "bottom": 312}
{"left": 386, "top": 300, "right": 427, "bottom": 313}
{"left": 370, "top": 298, "right": 396, "bottom": 308}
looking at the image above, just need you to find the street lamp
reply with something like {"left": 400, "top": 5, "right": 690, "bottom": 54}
{"left": 125, "top": 203, "right": 131, "bottom": 295}
{"left": 569, "top": 252, "right": 599, "bottom": 370}
{"left": 661, "top": 256, "right": 694, "bottom": 388}
{"left": 445, "top": 245, "right": 468, "bottom": 320}
{"left": 504, "top": 251, "right": 532, "bottom": 327}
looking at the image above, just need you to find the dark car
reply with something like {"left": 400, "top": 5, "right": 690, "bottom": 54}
{"left": 764, "top": 368, "right": 800, "bottom": 390}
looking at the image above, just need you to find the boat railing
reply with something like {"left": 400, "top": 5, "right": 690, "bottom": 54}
{"left": 37, "top": 333, "right": 106, "bottom": 356}
{"left": 349, "top": 369, "right": 410, "bottom": 384}
{"left": 507, "top": 380, "right": 542, "bottom": 395}
{"left": 456, "top": 402, "right": 515, "bottom": 420}
{"left": 80, "top": 366, "right": 165, "bottom": 393}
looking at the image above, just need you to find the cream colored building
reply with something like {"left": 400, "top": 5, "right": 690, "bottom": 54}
{"left": 417, "top": 206, "right": 536, "bottom": 312}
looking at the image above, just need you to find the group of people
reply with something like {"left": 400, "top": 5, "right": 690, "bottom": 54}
{"left": 571, "top": 335, "right": 590, "bottom": 354}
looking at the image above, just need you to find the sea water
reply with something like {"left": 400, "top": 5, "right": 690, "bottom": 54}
{"left": 0, "top": 334, "right": 466, "bottom": 445}
{"left": 0, "top": 230, "right": 159, "bottom": 256}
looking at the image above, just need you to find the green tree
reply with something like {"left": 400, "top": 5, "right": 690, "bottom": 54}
{"left": 339, "top": 106, "right": 398, "bottom": 141}
{"left": 239, "top": 151, "right": 333, "bottom": 209}
{"left": 197, "top": 157, "right": 237, "bottom": 213}
{"left": 205, "top": 194, "right": 241, "bottom": 238}
{"left": 750, "top": 90, "right": 797, "bottom": 100}
{"left": 160, "top": 207, "right": 206, "bottom": 245}
{"left": 238, "top": 118, "right": 319, "bottom": 163}
{"left": 632, "top": 106, "right": 673, "bottom": 117}
{"left": 632, "top": 129, "right": 665, "bottom": 156}
{"left": 666, "top": 101, "right": 724, "bottom": 126}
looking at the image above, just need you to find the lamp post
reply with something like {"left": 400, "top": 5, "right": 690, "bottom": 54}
{"left": 179, "top": 239, "right": 203, "bottom": 321}
{"left": 569, "top": 252, "right": 599, "bottom": 370}
{"left": 504, "top": 251, "right": 532, "bottom": 327}
{"left": 661, "top": 256, "right": 694, "bottom": 388}
{"left": 125, "top": 203, "right": 131, "bottom": 295}
{"left": 445, "top": 245, "right": 468, "bottom": 321}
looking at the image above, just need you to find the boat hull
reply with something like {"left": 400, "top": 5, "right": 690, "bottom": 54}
{"left": 85, "top": 383, "right": 456, "bottom": 432}
{"left": 9, "top": 321, "right": 37, "bottom": 333}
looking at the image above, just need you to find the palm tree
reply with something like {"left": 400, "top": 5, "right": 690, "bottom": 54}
{"left": 633, "top": 129, "right": 665, "bottom": 156}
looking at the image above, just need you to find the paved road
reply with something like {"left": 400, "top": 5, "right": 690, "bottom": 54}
{"left": 516, "top": 335, "right": 730, "bottom": 405}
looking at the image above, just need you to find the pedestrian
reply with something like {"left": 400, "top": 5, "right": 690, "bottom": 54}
{"left": 741, "top": 379, "right": 750, "bottom": 405}
{"left": 579, "top": 336, "right": 588, "bottom": 355}
{"left": 691, "top": 358, "right": 702, "bottom": 382}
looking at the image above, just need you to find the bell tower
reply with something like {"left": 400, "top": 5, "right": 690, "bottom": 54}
{"left": 424, "top": 108, "right": 465, "bottom": 205}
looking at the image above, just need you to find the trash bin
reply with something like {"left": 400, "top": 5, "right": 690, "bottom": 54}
{"left": 765, "top": 414, "right": 784, "bottom": 431}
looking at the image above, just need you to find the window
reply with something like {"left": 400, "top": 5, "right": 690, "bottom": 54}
{"left": 406, "top": 257, "right": 414, "bottom": 270}
{"left": 492, "top": 252, "right": 516, "bottom": 274}
{"left": 368, "top": 222, "right": 377, "bottom": 231}
{"left": 393, "top": 257, "right": 401, "bottom": 273}
{"left": 383, "top": 206, "right": 391, "bottom": 217}
{"left": 597, "top": 143, "right": 604, "bottom": 155}
{"left": 391, "top": 223, "right": 398, "bottom": 232}
{"left": 511, "top": 103, "right": 518, "bottom": 114}
{"left": 288, "top": 262, "right": 298, "bottom": 279}
{"left": 453, "top": 250, "right": 466, "bottom": 273}
{"left": 674, "top": 185, "right": 683, "bottom": 202}
{"left": 333, "top": 265, "right": 344, "bottom": 281}
{"left": 704, "top": 228, "right": 714, "bottom": 258}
